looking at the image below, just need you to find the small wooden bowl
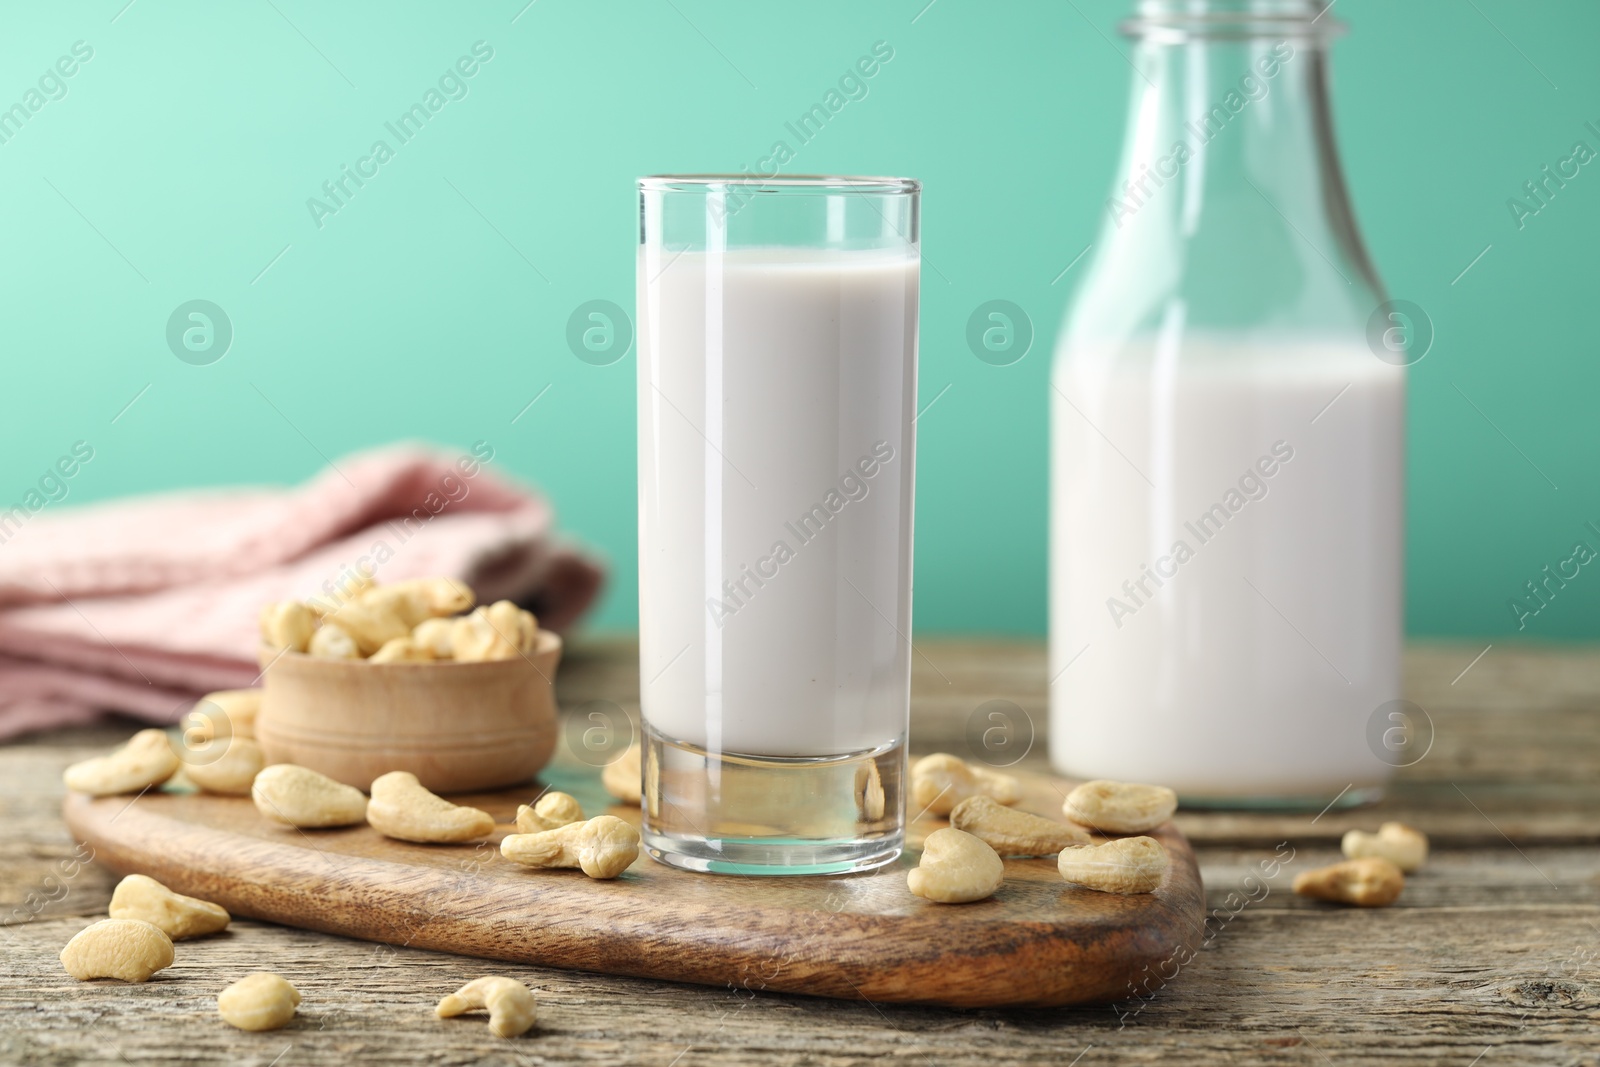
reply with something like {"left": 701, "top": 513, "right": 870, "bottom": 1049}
{"left": 255, "top": 631, "right": 562, "bottom": 794}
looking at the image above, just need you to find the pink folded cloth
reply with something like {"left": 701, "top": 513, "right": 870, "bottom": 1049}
{"left": 0, "top": 444, "right": 604, "bottom": 740}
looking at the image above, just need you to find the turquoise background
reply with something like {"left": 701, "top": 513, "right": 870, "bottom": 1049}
{"left": 1, "top": 0, "right": 1595, "bottom": 638}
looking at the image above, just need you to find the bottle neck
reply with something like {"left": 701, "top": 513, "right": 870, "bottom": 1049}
{"left": 1087, "top": 28, "right": 1381, "bottom": 334}
{"left": 1109, "top": 35, "right": 1320, "bottom": 227}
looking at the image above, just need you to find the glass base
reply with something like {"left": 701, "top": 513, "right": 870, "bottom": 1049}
{"left": 641, "top": 728, "right": 905, "bottom": 876}
{"left": 1175, "top": 785, "right": 1386, "bottom": 813}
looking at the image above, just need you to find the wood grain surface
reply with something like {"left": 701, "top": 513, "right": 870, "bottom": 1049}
{"left": 61, "top": 767, "right": 1204, "bottom": 1010}
{"left": 3, "top": 638, "right": 1598, "bottom": 1065}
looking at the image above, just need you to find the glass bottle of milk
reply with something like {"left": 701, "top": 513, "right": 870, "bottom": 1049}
{"left": 1050, "top": 0, "right": 1410, "bottom": 806}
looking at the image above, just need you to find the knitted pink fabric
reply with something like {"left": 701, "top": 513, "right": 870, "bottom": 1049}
{"left": 0, "top": 444, "right": 603, "bottom": 739}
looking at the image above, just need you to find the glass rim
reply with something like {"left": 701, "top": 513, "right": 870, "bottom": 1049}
{"left": 638, "top": 174, "right": 920, "bottom": 196}
{"left": 1121, "top": 21, "right": 1345, "bottom": 42}
{"left": 1120, "top": 1, "right": 1344, "bottom": 40}
{"left": 1121, "top": 14, "right": 1345, "bottom": 41}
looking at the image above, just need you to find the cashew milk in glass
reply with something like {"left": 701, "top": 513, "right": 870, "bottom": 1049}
{"left": 638, "top": 247, "right": 919, "bottom": 758}
{"left": 636, "top": 174, "right": 920, "bottom": 874}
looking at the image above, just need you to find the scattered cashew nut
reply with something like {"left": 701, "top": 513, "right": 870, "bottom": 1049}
{"left": 1058, "top": 836, "right": 1170, "bottom": 894}
{"left": 515, "top": 791, "right": 584, "bottom": 833}
{"left": 252, "top": 764, "right": 368, "bottom": 828}
{"left": 109, "top": 874, "right": 230, "bottom": 940}
{"left": 367, "top": 771, "right": 495, "bottom": 843}
{"left": 1293, "top": 857, "right": 1405, "bottom": 907}
{"left": 63, "top": 729, "right": 180, "bottom": 797}
{"left": 950, "top": 796, "right": 1091, "bottom": 856}
{"left": 218, "top": 972, "right": 301, "bottom": 1031}
{"left": 308, "top": 622, "right": 361, "bottom": 660}
{"left": 60, "top": 919, "right": 174, "bottom": 983}
{"left": 501, "top": 815, "right": 640, "bottom": 879}
{"left": 907, "top": 827, "right": 1004, "bottom": 903}
{"left": 601, "top": 744, "right": 642, "bottom": 805}
{"left": 1061, "top": 780, "right": 1178, "bottom": 834}
{"left": 185, "top": 689, "right": 262, "bottom": 741}
{"left": 1342, "top": 822, "right": 1428, "bottom": 873}
{"left": 436, "top": 976, "right": 537, "bottom": 1038}
{"left": 910, "top": 753, "right": 1021, "bottom": 816}
{"left": 183, "top": 736, "right": 265, "bottom": 796}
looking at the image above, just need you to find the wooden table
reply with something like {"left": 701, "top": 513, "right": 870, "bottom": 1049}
{"left": 3, "top": 639, "right": 1596, "bottom": 1065}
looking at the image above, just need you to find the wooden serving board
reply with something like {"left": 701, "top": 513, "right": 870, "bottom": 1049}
{"left": 63, "top": 761, "right": 1203, "bottom": 1009}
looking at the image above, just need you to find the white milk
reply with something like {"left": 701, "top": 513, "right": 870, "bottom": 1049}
{"left": 637, "top": 247, "right": 919, "bottom": 758}
{"left": 1049, "top": 339, "right": 1404, "bottom": 799}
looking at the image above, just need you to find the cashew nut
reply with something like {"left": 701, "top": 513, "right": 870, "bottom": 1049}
{"left": 363, "top": 578, "right": 475, "bottom": 625}
{"left": 857, "top": 759, "right": 886, "bottom": 821}
{"left": 910, "top": 753, "right": 1021, "bottom": 816}
{"left": 308, "top": 622, "right": 361, "bottom": 659}
{"left": 1058, "top": 836, "right": 1169, "bottom": 894}
{"left": 1342, "top": 822, "right": 1428, "bottom": 873}
{"left": 950, "top": 796, "right": 1091, "bottom": 856}
{"left": 487, "top": 600, "right": 537, "bottom": 651}
{"left": 369, "top": 636, "right": 435, "bottom": 664}
{"left": 108, "top": 874, "right": 230, "bottom": 940}
{"left": 1061, "top": 780, "right": 1178, "bottom": 834}
{"left": 259, "top": 600, "right": 317, "bottom": 654}
{"left": 183, "top": 736, "right": 265, "bottom": 796}
{"left": 63, "top": 729, "right": 180, "bottom": 797}
{"left": 453, "top": 601, "right": 538, "bottom": 662}
{"left": 501, "top": 815, "right": 640, "bottom": 879}
{"left": 411, "top": 617, "right": 456, "bottom": 659}
{"left": 273, "top": 579, "right": 483, "bottom": 661}
{"left": 367, "top": 771, "right": 495, "bottom": 843}
{"left": 907, "top": 827, "right": 1004, "bottom": 903}
{"left": 451, "top": 610, "right": 515, "bottom": 662}
{"left": 60, "top": 919, "right": 174, "bottom": 983}
{"left": 218, "top": 972, "right": 301, "bottom": 1031}
{"left": 601, "top": 743, "right": 643, "bottom": 805}
{"left": 436, "top": 976, "right": 537, "bottom": 1039}
{"left": 321, "top": 597, "right": 412, "bottom": 655}
{"left": 185, "top": 689, "right": 262, "bottom": 740}
{"left": 515, "top": 791, "right": 584, "bottom": 833}
{"left": 252, "top": 764, "right": 368, "bottom": 828}
{"left": 1293, "top": 857, "right": 1405, "bottom": 907}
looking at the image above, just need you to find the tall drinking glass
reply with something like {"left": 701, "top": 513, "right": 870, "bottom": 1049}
{"left": 636, "top": 175, "right": 920, "bottom": 875}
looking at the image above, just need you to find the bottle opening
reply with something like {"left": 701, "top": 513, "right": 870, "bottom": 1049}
{"left": 1122, "top": 0, "right": 1343, "bottom": 41}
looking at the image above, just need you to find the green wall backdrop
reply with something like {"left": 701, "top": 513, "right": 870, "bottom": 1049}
{"left": 1, "top": 0, "right": 1596, "bottom": 638}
